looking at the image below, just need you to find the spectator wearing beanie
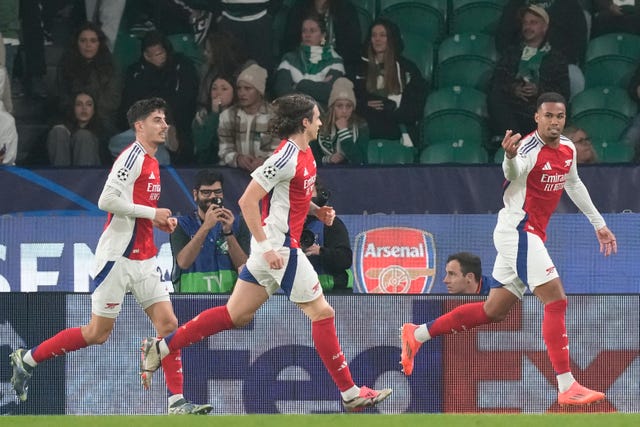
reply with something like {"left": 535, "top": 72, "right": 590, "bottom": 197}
{"left": 218, "top": 64, "right": 280, "bottom": 172}
{"left": 312, "top": 77, "right": 368, "bottom": 165}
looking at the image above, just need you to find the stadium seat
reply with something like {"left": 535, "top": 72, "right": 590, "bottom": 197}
{"left": 435, "top": 33, "right": 497, "bottom": 91}
{"left": 449, "top": 0, "right": 504, "bottom": 35}
{"left": 424, "top": 85, "right": 488, "bottom": 118}
{"left": 572, "top": 114, "right": 632, "bottom": 148}
{"left": 367, "top": 139, "right": 415, "bottom": 164}
{"left": 380, "top": 0, "right": 448, "bottom": 44}
{"left": 571, "top": 87, "right": 637, "bottom": 120}
{"left": 583, "top": 33, "right": 640, "bottom": 89}
{"left": 419, "top": 140, "right": 489, "bottom": 164}
{"left": 584, "top": 58, "right": 637, "bottom": 89}
{"left": 422, "top": 86, "right": 489, "bottom": 147}
{"left": 585, "top": 33, "right": 640, "bottom": 63}
{"left": 493, "top": 147, "right": 505, "bottom": 164}
{"left": 592, "top": 142, "right": 634, "bottom": 163}
{"left": 571, "top": 87, "right": 636, "bottom": 147}
{"left": 401, "top": 35, "right": 435, "bottom": 83}
{"left": 167, "top": 33, "right": 204, "bottom": 68}
{"left": 354, "top": 4, "right": 374, "bottom": 42}
{"left": 112, "top": 32, "right": 141, "bottom": 73}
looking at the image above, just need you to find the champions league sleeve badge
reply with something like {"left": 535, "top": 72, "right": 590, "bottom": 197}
{"left": 116, "top": 167, "right": 130, "bottom": 182}
{"left": 262, "top": 165, "right": 277, "bottom": 180}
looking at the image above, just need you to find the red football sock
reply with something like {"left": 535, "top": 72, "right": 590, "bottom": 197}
{"left": 165, "top": 305, "right": 234, "bottom": 351}
{"left": 542, "top": 299, "right": 570, "bottom": 374}
{"left": 31, "top": 327, "right": 88, "bottom": 363}
{"left": 311, "top": 317, "right": 355, "bottom": 392}
{"left": 427, "top": 302, "right": 491, "bottom": 338}
{"left": 161, "top": 347, "right": 184, "bottom": 395}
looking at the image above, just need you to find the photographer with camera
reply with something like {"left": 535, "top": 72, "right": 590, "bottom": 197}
{"left": 170, "top": 169, "right": 249, "bottom": 293}
{"left": 302, "top": 182, "right": 353, "bottom": 293}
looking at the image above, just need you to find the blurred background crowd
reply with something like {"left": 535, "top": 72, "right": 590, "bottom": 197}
{"left": 1, "top": 0, "right": 640, "bottom": 169}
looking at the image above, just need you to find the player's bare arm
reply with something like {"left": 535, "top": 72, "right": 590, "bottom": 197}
{"left": 596, "top": 226, "right": 617, "bottom": 257}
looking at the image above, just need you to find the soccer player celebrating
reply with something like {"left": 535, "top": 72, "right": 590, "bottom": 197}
{"left": 400, "top": 92, "right": 617, "bottom": 406}
{"left": 10, "top": 98, "right": 212, "bottom": 415}
{"left": 139, "top": 93, "right": 392, "bottom": 412}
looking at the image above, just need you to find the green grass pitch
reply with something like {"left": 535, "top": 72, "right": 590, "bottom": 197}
{"left": 1, "top": 414, "right": 639, "bottom": 427}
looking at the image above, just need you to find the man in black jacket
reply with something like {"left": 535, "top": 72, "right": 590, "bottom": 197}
{"left": 120, "top": 30, "right": 199, "bottom": 164}
{"left": 488, "top": 5, "right": 570, "bottom": 147}
{"left": 301, "top": 182, "right": 353, "bottom": 293}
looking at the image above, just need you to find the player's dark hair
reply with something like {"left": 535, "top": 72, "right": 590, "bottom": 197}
{"left": 447, "top": 252, "right": 482, "bottom": 282}
{"left": 126, "top": 97, "right": 168, "bottom": 129}
{"left": 193, "top": 169, "right": 224, "bottom": 190}
{"left": 536, "top": 92, "right": 566, "bottom": 110}
{"left": 268, "top": 94, "right": 317, "bottom": 139}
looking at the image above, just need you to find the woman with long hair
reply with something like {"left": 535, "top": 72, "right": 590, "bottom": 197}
{"left": 47, "top": 91, "right": 111, "bottom": 166}
{"left": 192, "top": 75, "right": 236, "bottom": 165}
{"left": 56, "top": 22, "right": 121, "bottom": 130}
{"left": 354, "top": 18, "right": 427, "bottom": 145}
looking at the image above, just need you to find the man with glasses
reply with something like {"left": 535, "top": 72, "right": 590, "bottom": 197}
{"left": 170, "top": 169, "right": 249, "bottom": 293}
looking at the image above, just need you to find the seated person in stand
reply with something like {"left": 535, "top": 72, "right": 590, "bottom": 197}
{"left": 312, "top": 77, "right": 368, "bottom": 165}
{"left": 301, "top": 182, "right": 353, "bottom": 293}
{"left": 354, "top": 18, "right": 427, "bottom": 146}
{"left": 47, "top": 91, "right": 112, "bottom": 166}
{"left": 488, "top": 6, "right": 570, "bottom": 144}
{"left": 192, "top": 75, "right": 236, "bottom": 166}
{"left": 273, "top": 13, "right": 345, "bottom": 109}
{"left": 218, "top": 64, "right": 280, "bottom": 173}
{"left": 563, "top": 126, "right": 598, "bottom": 164}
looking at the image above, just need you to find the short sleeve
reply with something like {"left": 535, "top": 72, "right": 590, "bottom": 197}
{"left": 251, "top": 143, "right": 297, "bottom": 193}
{"left": 106, "top": 146, "right": 143, "bottom": 192}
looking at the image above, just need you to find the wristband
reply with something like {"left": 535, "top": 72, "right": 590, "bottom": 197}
{"left": 223, "top": 230, "right": 233, "bottom": 236}
{"left": 257, "top": 240, "right": 273, "bottom": 252}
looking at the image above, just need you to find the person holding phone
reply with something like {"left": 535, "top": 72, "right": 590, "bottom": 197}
{"left": 487, "top": 5, "right": 570, "bottom": 151}
{"left": 170, "top": 169, "right": 249, "bottom": 293}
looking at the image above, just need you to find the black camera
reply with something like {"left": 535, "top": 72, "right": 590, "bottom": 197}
{"left": 211, "top": 197, "right": 223, "bottom": 207}
{"left": 300, "top": 228, "right": 316, "bottom": 250}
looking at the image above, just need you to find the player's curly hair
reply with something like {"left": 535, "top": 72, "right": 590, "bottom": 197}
{"left": 268, "top": 94, "right": 317, "bottom": 139}
{"left": 126, "top": 97, "right": 168, "bottom": 129}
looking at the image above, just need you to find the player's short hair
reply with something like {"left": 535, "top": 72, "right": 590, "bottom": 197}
{"left": 447, "top": 252, "right": 482, "bottom": 282}
{"left": 193, "top": 169, "right": 224, "bottom": 190}
{"left": 126, "top": 97, "right": 167, "bottom": 129}
{"left": 536, "top": 92, "right": 566, "bottom": 110}
{"left": 269, "top": 94, "right": 317, "bottom": 139}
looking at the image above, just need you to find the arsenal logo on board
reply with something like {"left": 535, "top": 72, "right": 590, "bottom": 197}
{"left": 353, "top": 227, "right": 436, "bottom": 294}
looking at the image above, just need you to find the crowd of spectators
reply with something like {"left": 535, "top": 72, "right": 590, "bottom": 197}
{"left": 2, "top": 0, "right": 640, "bottom": 167}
